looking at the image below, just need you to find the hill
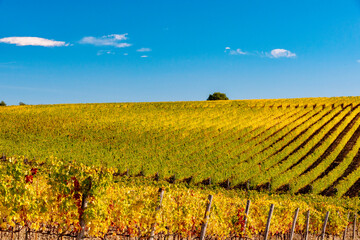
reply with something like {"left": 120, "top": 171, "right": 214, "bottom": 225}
{"left": 2, "top": 96, "right": 360, "bottom": 197}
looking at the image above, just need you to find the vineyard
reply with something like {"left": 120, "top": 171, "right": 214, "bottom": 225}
{"left": 2, "top": 96, "right": 360, "bottom": 238}
{"left": 0, "top": 156, "right": 358, "bottom": 239}
{"left": 2, "top": 97, "right": 360, "bottom": 196}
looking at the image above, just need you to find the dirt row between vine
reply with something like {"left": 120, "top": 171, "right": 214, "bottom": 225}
{"left": 250, "top": 107, "right": 338, "bottom": 191}
{"left": 171, "top": 110, "right": 293, "bottom": 168}
{"left": 184, "top": 110, "right": 303, "bottom": 174}
{"left": 277, "top": 104, "right": 352, "bottom": 174}
{"left": 236, "top": 109, "right": 314, "bottom": 164}
{"left": 296, "top": 106, "right": 360, "bottom": 194}
{"left": 320, "top": 126, "right": 360, "bottom": 196}
{"left": 254, "top": 105, "right": 349, "bottom": 192}
{"left": 272, "top": 105, "right": 355, "bottom": 192}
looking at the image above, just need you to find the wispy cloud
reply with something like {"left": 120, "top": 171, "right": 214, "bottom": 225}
{"left": 225, "top": 47, "right": 296, "bottom": 59}
{"left": 225, "top": 47, "right": 247, "bottom": 55}
{"left": 79, "top": 34, "right": 131, "bottom": 48}
{"left": 269, "top": 49, "right": 296, "bottom": 58}
{"left": 97, "top": 50, "right": 115, "bottom": 56}
{"left": 140, "top": 55, "right": 148, "bottom": 58}
{"left": 0, "top": 37, "right": 69, "bottom": 47}
{"left": 137, "top": 47, "right": 151, "bottom": 52}
{"left": 357, "top": 60, "right": 360, "bottom": 63}
{"left": 230, "top": 49, "right": 246, "bottom": 55}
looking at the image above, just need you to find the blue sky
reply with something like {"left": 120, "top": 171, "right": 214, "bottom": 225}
{"left": 1, "top": 0, "right": 360, "bottom": 105}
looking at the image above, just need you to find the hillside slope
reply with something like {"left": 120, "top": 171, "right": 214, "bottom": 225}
{"left": 2, "top": 96, "right": 360, "bottom": 197}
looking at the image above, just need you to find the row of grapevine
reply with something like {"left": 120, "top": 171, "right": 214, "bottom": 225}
{"left": 0, "top": 156, "right": 359, "bottom": 239}
{"left": 3, "top": 97, "right": 360, "bottom": 196}
{"left": 219, "top": 106, "right": 333, "bottom": 184}
{"left": 293, "top": 110, "right": 360, "bottom": 193}
{"left": 259, "top": 105, "right": 351, "bottom": 190}
{"left": 263, "top": 104, "right": 360, "bottom": 194}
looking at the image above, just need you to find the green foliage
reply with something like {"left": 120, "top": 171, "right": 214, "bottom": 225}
{"left": 0, "top": 101, "right": 6, "bottom": 106}
{"left": 19, "top": 102, "right": 26, "bottom": 106}
{"left": 1, "top": 97, "right": 360, "bottom": 198}
{"left": 2, "top": 97, "right": 360, "bottom": 236}
{"left": 0, "top": 156, "right": 357, "bottom": 237}
{"left": 207, "top": 92, "right": 229, "bottom": 100}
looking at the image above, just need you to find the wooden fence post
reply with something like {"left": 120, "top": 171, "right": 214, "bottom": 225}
{"left": 353, "top": 213, "right": 357, "bottom": 240}
{"left": 243, "top": 200, "right": 251, "bottom": 236}
{"left": 24, "top": 226, "right": 29, "bottom": 240}
{"left": 343, "top": 213, "right": 350, "bottom": 240}
{"left": 305, "top": 210, "right": 310, "bottom": 240}
{"left": 290, "top": 208, "right": 299, "bottom": 240}
{"left": 200, "top": 195, "right": 213, "bottom": 240}
{"left": 76, "top": 177, "right": 92, "bottom": 240}
{"left": 264, "top": 204, "right": 274, "bottom": 240}
{"left": 321, "top": 211, "right": 330, "bottom": 240}
{"left": 150, "top": 188, "right": 165, "bottom": 239}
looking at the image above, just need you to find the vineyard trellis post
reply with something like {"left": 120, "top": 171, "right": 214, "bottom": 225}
{"left": 353, "top": 213, "right": 357, "bottom": 240}
{"left": 150, "top": 188, "right": 165, "bottom": 239}
{"left": 264, "top": 204, "right": 274, "bottom": 240}
{"left": 290, "top": 208, "right": 299, "bottom": 240}
{"left": 305, "top": 210, "right": 310, "bottom": 240}
{"left": 200, "top": 195, "right": 213, "bottom": 240}
{"left": 243, "top": 200, "right": 251, "bottom": 236}
{"left": 24, "top": 226, "right": 29, "bottom": 240}
{"left": 76, "top": 177, "right": 92, "bottom": 240}
{"left": 321, "top": 211, "right": 330, "bottom": 240}
{"left": 343, "top": 213, "right": 350, "bottom": 240}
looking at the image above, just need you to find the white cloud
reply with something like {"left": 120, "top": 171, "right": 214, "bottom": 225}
{"left": 270, "top": 49, "right": 296, "bottom": 58}
{"left": 108, "top": 34, "right": 128, "bottom": 40}
{"left": 140, "top": 55, "right": 148, "bottom": 58}
{"left": 0, "top": 37, "right": 69, "bottom": 47}
{"left": 357, "top": 60, "right": 360, "bottom": 63}
{"left": 116, "top": 43, "right": 132, "bottom": 48}
{"left": 224, "top": 47, "right": 296, "bottom": 59}
{"left": 137, "top": 47, "right": 151, "bottom": 52}
{"left": 224, "top": 47, "right": 231, "bottom": 53}
{"left": 124, "top": 53, "right": 128, "bottom": 56}
{"left": 79, "top": 34, "right": 131, "bottom": 48}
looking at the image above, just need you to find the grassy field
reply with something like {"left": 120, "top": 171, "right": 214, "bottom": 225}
{"left": 2, "top": 96, "right": 360, "bottom": 197}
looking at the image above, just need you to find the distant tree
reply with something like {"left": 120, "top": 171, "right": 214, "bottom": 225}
{"left": 207, "top": 92, "right": 229, "bottom": 101}
{"left": 19, "top": 102, "right": 26, "bottom": 106}
{"left": 0, "top": 101, "right": 6, "bottom": 106}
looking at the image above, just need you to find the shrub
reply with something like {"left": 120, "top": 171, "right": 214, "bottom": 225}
{"left": 207, "top": 92, "right": 229, "bottom": 101}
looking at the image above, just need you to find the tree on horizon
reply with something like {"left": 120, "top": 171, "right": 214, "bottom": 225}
{"left": 207, "top": 92, "right": 229, "bottom": 101}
